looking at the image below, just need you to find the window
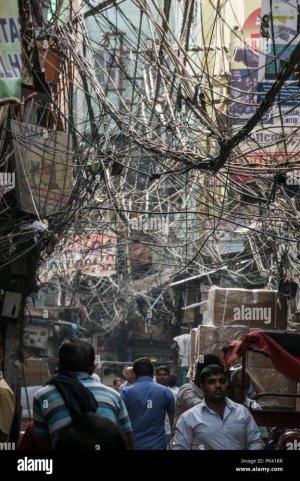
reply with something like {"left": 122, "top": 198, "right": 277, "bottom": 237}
{"left": 95, "top": 49, "right": 129, "bottom": 90}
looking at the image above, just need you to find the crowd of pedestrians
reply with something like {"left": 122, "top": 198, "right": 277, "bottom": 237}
{"left": 12, "top": 338, "right": 269, "bottom": 450}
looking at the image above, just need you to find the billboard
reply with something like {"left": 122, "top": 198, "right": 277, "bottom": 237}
{"left": 0, "top": 1, "right": 22, "bottom": 104}
{"left": 230, "top": 3, "right": 261, "bottom": 127}
{"left": 12, "top": 121, "right": 73, "bottom": 216}
{"left": 23, "top": 326, "right": 49, "bottom": 350}
{"left": 231, "top": 1, "right": 300, "bottom": 128}
{"left": 44, "top": 233, "right": 117, "bottom": 279}
{"left": 230, "top": 0, "right": 300, "bottom": 177}
{"left": 257, "top": 0, "right": 300, "bottom": 121}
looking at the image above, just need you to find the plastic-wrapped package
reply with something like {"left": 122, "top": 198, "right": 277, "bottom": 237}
{"left": 188, "top": 328, "right": 198, "bottom": 380}
{"left": 248, "top": 367, "right": 297, "bottom": 410}
{"left": 197, "top": 325, "right": 248, "bottom": 360}
{"left": 207, "top": 287, "right": 287, "bottom": 330}
{"left": 246, "top": 350, "right": 274, "bottom": 369}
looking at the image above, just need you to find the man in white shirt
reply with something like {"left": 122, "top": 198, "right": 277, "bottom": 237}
{"left": 172, "top": 365, "right": 264, "bottom": 450}
{"left": 119, "top": 366, "right": 136, "bottom": 392}
{"left": 173, "top": 354, "right": 222, "bottom": 429}
{"left": 155, "top": 366, "right": 178, "bottom": 448}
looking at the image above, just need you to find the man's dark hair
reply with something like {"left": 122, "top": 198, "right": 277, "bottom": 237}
{"left": 58, "top": 338, "right": 95, "bottom": 373}
{"left": 56, "top": 413, "right": 127, "bottom": 450}
{"left": 113, "top": 377, "right": 124, "bottom": 387}
{"left": 168, "top": 374, "right": 177, "bottom": 388}
{"left": 196, "top": 354, "right": 222, "bottom": 373}
{"left": 155, "top": 365, "right": 170, "bottom": 375}
{"left": 194, "top": 354, "right": 222, "bottom": 386}
{"left": 200, "top": 364, "right": 227, "bottom": 384}
{"left": 133, "top": 357, "right": 154, "bottom": 377}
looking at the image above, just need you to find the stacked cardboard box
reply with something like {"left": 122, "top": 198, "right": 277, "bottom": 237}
{"left": 246, "top": 350, "right": 274, "bottom": 369}
{"left": 247, "top": 343, "right": 297, "bottom": 410}
{"left": 247, "top": 367, "right": 297, "bottom": 410}
{"left": 196, "top": 325, "right": 248, "bottom": 360}
{"left": 207, "top": 287, "right": 287, "bottom": 330}
{"left": 205, "top": 286, "right": 295, "bottom": 409}
{"left": 188, "top": 328, "right": 198, "bottom": 380}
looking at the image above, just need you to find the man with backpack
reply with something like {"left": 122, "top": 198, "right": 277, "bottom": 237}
{"left": 33, "top": 338, "right": 133, "bottom": 449}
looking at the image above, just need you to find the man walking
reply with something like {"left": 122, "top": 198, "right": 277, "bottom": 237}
{"left": 33, "top": 338, "right": 133, "bottom": 449}
{"left": 119, "top": 366, "right": 135, "bottom": 392}
{"left": 172, "top": 365, "right": 264, "bottom": 450}
{"left": 155, "top": 365, "right": 177, "bottom": 448}
{"left": 122, "top": 358, "right": 175, "bottom": 449}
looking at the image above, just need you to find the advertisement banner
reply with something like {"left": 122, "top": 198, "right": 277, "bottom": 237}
{"left": 11, "top": 121, "right": 73, "bottom": 216}
{"left": 231, "top": 1, "right": 300, "bottom": 128}
{"left": 0, "top": 0, "right": 22, "bottom": 104}
{"left": 230, "top": 2, "right": 261, "bottom": 127}
{"left": 257, "top": 0, "right": 300, "bottom": 115}
{"left": 23, "top": 326, "right": 49, "bottom": 350}
{"left": 230, "top": 1, "right": 300, "bottom": 179}
{"left": 45, "top": 233, "right": 117, "bottom": 279}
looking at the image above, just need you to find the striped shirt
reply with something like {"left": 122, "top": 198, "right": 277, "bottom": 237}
{"left": 33, "top": 372, "right": 132, "bottom": 449}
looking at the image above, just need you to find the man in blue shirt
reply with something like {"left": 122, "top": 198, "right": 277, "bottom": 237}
{"left": 121, "top": 357, "right": 175, "bottom": 449}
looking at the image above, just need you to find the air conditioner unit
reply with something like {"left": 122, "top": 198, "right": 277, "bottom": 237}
{"left": 2, "top": 292, "right": 22, "bottom": 319}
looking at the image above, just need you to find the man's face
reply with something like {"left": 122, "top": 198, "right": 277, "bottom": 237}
{"left": 123, "top": 367, "right": 135, "bottom": 384}
{"left": 115, "top": 380, "right": 123, "bottom": 391}
{"left": 156, "top": 369, "right": 169, "bottom": 386}
{"left": 200, "top": 373, "right": 228, "bottom": 403}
